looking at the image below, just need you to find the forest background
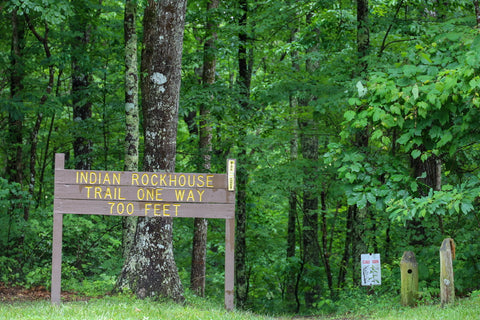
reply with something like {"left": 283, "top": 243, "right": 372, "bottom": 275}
{"left": 1, "top": 0, "right": 480, "bottom": 314}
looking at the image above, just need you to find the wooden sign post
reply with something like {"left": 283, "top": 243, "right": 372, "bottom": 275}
{"left": 400, "top": 251, "right": 418, "bottom": 306}
{"left": 440, "top": 238, "right": 455, "bottom": 307}
{"left": 51, "top": 154, "right": 236, "bottom": 310}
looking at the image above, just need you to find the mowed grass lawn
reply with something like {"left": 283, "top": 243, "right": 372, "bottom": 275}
{"left": 1, "top": 292, "right": 480, "bottom": 320}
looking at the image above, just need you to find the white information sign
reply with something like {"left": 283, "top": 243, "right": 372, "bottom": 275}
{"left": 361, "top": 253, "right": 381, "bottom": 286}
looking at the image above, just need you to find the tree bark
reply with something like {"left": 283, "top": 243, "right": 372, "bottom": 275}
{"left": 475, "top": 0, "right": 480, "bottom": 28}
{"left": 71, "top": 1, "right": 93, "bottom": 170}
{"left": 116, "top": 0, "right": 187, "bottom": 302}
{"left": 320, "top": 190, "right": 334, "bottom": 298}
{"left": 235, "top": 0, "right": 254, "bottom": 308}
{"left": 349, "top": 0, "right": 370, "bottom": 286}
{"left": 337, "top": 205, "right": 355, "bottom": 288}
{"left": 298, "top": 11, "right": 321, "bottom": 308}
{"left": 121, "top": 0, "right": 140, "bottom": 261}
{"left": 357, "top": 0, "right": 370, "bottom": 73}
{"left": 190, "top": 0, "right": 219, "bottom": 297}
{"left": 285, "top": 93, "right": 299, "bottom": 311}
{"left": 23, "top": 9, "right": 55, "bottom": 221}
{"left": 299, "top": 118, "right": 320, "bottom": 308}
{"left": 7, "top": 8, "right": 25, "bottom": 187}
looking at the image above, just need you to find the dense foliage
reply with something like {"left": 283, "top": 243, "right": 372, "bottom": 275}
{"left": 1, "top": 0, "right": 480, "bottom": 314}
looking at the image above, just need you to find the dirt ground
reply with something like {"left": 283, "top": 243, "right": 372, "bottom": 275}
{"left": 0, "top": 283, "right": 86, "bottom": 302}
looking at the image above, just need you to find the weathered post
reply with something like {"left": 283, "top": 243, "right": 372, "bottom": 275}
{"left": 400, "top": 251, "right": 418, "bottom": 306}
{"left": 440, "top": 238, "right": 455, "bottom": 306}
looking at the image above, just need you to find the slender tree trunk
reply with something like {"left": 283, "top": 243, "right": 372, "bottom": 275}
{"left": 116, "top": 0, "right": 187, "bottom": 302}
{"left": 23, "top": 10, "right": 55, "bottom": 220}
{"left": 299, "top": 118, "right": 320, "bottom": 308}
{"left": 285, "top": 94, "right": 299, "bottom": 311}
{"left": 357, "top": 0, "right": 370, "bottom": 73}
{"left": 474, "top": 0, "right": 480, "bottom": 28}
{"left": 408, "top": 150, "right": 438, "bottom": 245}
{"left": 235, "top": 0, "right": 254, "bottom": 308}
{"left": 7, "top": 8, "right": 26, "bottom": 249}
{"left": 320, "top": 190, "right": 334, "bottom": 298}
{"left": 190, "top": 0, "right": 219, "bottom": 297}
{"left": 337, "top": 205, "right": 354, "bottom": 288}
{"left": 7, "top": 8, "right": 25, "bottom": 188}
{"left": 349, "top": 0, "right": 370, "bottom": 286}
{"left": 71, "top": 2, "right": 93, "bottom": 170}
{"left": 298, "top": 11, "right": 321, "bottom": 308}
{"left": 122, "top": 0, "right": 140, "bottom": 261}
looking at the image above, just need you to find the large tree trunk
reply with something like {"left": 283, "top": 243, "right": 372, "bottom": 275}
{"left": 116, "top": 0, "right": 187, "bottom": 302}
{"left": 190, "top": 0, "right": 219, "bottom": 297}
{"left": 122, "top": 0, "right": 140, "bottom": 261}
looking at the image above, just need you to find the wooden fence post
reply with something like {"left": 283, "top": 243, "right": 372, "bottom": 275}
{"left": 440, "top": 238, "right": 455, "bottom": 306}
{"left": 400, "top": 251, "right": 418, "bottom": 306}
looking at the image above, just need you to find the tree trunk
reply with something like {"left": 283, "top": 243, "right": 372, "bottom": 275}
{"left": 357, "top": 0, "right": 370, "bottom": 73}
{"left": 71, "top": 1, "right": 93, "bottom": 170}
{"left": 285, "top": 93, "right": 299, "bottom": 311}
{"left": 190, "top": 0, "right": 219, "bottom": 297}
{"left": 474, "top": 0, "right": 480, "bottom": 28}
{"left": 349, "top": 0, "right": 371, "bottom": 286}
{"left": 23, "top": 9, "right": 55, "bottom": 221}
{"left": 320, "top": 190, "right": 334, "bottom": 298}
{"left": 7, "top": 8, "right": 25, "bottom": 187}
{"left": 299, "top": 119, "right": 320, "bottom": 308}
{"left": 116, "top": 0, "right": 187, "bottom": 302}
{"left": 337, "top": 205, "right": 355, "bottom": 288}
{"left": 235, "top": 0, "right": 253, "bottom": 308}
{"left": 122, "top": 0, "right": 140, "bottom": 261}
{"left": 298, "top": 11, "right": 321, "bottom": 308}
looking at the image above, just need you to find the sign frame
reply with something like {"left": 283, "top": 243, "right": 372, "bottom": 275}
{"left": 51, "top": 153, "right": 236, "bottom": 310}
{"left": 361, "top": 253, "right": 381, "bottom": 286}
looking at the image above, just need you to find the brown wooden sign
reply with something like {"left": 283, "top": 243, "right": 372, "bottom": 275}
{"left": 51, "top": 153, "right": 236, "bottom": 310}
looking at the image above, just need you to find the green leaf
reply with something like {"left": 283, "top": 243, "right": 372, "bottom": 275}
{"left": 397, "top": 133, "right": 411, "bottom": 145}
{"left": 373, "top": 108, "right": 385, "bottom": 122}
{"left": 381, "top": 135, "right": 391, "bottom": 146}
{"left": 412, "top": 84, "right": 419, "bottom": 100}
{"left": 437, "top": 131, "right": 453, "bottom": 148}
{"left": 371, "top": 129, "right": 383, "bottom": 141}
{"left": 411, "top": 149, "right": 421, "bottom": 159}
{"left": 357, "top": 194, "right": 367, "bottom": 209}
{"left": 402, "top": 65, "right": 417, "bottom": 77}
{"left": 366, "top": 192, "right": 376, "bottom": 204}
{"left": 411, "top": 181, "right": 418, "bottom": 192}
{"left": 344, "top": 110, "right": 356, "bottom": 121}
{"left": 390, "top": 105, "right": 401, "bottom": 115}
{"left": 461, "top": 201, "right": 474, "bottom": 214}
{"left": 419, "top": 52, "right": 432, "bottom": 64}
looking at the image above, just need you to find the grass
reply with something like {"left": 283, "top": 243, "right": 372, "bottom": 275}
{"left": 367, "top": 293, "right": 480, "bottom": 320}
{"left": 0, "top": 295, "right": 276, "bottom": 320}
{"left": 1, "top": 292, "right": 480, "bottom": 320}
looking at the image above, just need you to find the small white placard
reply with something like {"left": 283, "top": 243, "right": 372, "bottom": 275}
{"left": 361, "top": 253, "right": 381, "bottom": 286}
